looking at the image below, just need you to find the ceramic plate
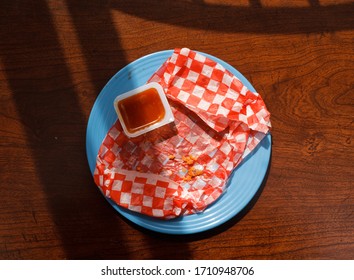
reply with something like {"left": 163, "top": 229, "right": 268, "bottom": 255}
{"left": 86, "top": 50, "right": 271, "bottom": 234}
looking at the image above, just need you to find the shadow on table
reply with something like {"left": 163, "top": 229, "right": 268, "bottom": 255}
{"left": 1, "top": 0, "right": 189, "bottom": 260}
{"left": 1, "top": 0, "right": 351, "bottom": 259}
{"left": 111, "top": 0, "right": 354, "bottom": 34}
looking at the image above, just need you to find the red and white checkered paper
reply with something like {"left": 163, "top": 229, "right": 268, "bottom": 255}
{"left": 94, "top": 48, "right": 271, "bottom": 219}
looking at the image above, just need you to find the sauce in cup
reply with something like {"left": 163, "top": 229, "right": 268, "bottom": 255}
{"left": 114, "top": 82, "right": 174, "bottom": 138}
{"left": 117, "top": 87, "right": 165, "bottom": 133}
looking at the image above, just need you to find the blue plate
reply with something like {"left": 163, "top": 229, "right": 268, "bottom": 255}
{"left": 86, "top": 50, "right": 271, "bottom": 235}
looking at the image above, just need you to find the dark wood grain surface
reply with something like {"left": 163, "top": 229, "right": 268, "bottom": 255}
{"left": 1, "top": 0, "right": 353, "bottom": 260}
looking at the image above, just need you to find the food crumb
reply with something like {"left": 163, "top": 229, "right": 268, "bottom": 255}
{"left": 188, "top": 166, "right": 203, "bottom": 177}
{"left": 168, "top": 154, "right": 175, "bottom": 160}
{"left": 182, "top": 155, "right": 196, "bottom": 165}
{"left": 182, "top": 164, "right": 204, "bottom": 181}
{"left": 136, "top": 166, "right": 141, "bottom": 171}
{"left": 183, "top": 175, "right": 192, "bottom": 181}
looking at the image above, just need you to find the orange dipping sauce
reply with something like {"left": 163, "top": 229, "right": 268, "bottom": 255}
{"left": 117, "top": 88, "right": 166, "bottom": 133}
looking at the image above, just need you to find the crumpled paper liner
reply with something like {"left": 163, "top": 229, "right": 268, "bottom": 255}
{"left": 94, "top": 48, "right": 271, "bottom": 219}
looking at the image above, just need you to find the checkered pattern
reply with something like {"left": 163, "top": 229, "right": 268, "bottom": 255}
{"left": 149, "top": 48, "right": 271, "bottom": 134}
{"left": 94, "top": 48, "right": 271, "bottom": 219}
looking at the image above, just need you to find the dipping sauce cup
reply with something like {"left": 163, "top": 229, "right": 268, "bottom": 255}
{"left": 114, "top": 82, "right": 175, "bottom": 138}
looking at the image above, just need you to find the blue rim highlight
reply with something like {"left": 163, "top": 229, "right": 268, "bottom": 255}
{"left": 86, "top": 50, "right": 271, "bottom": 234}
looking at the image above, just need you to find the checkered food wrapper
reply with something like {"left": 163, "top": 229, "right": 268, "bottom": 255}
{"left": 94, "top": 48, "right": 271, "bottom": 219}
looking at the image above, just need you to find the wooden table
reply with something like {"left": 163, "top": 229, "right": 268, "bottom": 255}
{"left": 1, "top": 0, "right": 353, "bottom": 260}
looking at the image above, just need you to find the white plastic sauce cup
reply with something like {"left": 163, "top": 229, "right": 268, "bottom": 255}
{"left": 114, "top": 82, "right": 175, "bottom": 138}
